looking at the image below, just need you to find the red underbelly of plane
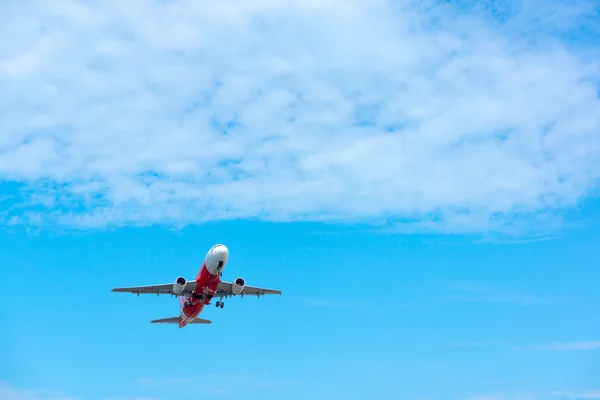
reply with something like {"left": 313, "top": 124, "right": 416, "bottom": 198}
{"left": 180, "top": 264, "right": 220, "bottom": 324}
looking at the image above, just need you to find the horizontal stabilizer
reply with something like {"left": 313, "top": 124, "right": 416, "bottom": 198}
{"left": 150, "top": 317, "right": 211, "bottom": 324}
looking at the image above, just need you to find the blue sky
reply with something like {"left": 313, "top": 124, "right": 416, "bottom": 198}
{"left": 1, "top": 0, "right": 599, "bottom": 399}
{"left": 1, "top": 216, "right": 600, "bottom": 400}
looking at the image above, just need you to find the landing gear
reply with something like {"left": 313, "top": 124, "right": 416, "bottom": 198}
{"left": 184, "top": 293, "right": 203, "bottom": 308}
{"left": 215, "top": 301, "right": 224, "bottom": 308}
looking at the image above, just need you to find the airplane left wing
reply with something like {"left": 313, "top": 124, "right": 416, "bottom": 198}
{"left": 111, "top": 280, "right": 197, "bottom": 296}
{"left": 215, "top": 281, "right": 281, "bottom": 297}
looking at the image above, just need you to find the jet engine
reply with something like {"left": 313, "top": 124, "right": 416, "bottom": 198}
{"left": 232, "top": 277, "right": 246, "bottom": 295}
{"left": 173, "top": 276, "right": 187, "bottom": 295}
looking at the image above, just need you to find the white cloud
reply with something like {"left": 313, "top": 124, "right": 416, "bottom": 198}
{"left": 442, "top": 281, "right": 559, "bottom": 305}
{"left": 463, "top": 393, "right": 535, "bottom": 400}
{"left": 0, "top": 382, "right": 76, "bottom": 400}
{"left": 302, "top": 297, "right": 411, "bottom": 310}
{"left": 103, "top": 397, "right": 161, "bottom": 400}
{"left": 301, "top": 297, "right": 367, "bottom": 309}
{"left": 449, "top": 340, "right": 504, "bottom": 347}
{"left": 136, "top": 373, "right": 294, "bottom": 396}
{"left": 1, "top": 0, "right": 599, "bottom": 233}
{"left": 0, "top": 382, "right": 162, "bottom": 400}
{"left": 302, "top": 297, "right": 358, "bottom": 308}
{"left": 553, "top": 391, "right": 600, "bottom": 399}
{"left": 537, "top": 340, "right": 600, "bottom": 351}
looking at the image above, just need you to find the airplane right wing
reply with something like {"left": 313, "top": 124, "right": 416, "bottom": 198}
{"left": 111, "top": 280, "right": 197, "bottom": 296}
{"left": 215, "top": 281, "right": 281, "bottom": 297}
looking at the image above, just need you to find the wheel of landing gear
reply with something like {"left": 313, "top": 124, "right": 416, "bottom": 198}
{"left": 220, "top": 302, "right": 224, "bottom": 308}
{"left": 216, "top": 301, "right": 220, "bottom": 307}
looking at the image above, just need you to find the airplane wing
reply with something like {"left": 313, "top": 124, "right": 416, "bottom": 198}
{"left": 111, "top": 280, "right": 197, "bottom": 296}
{"left": 111, "top": 279, "right": 280, "bottom": 297}
{"left": 215, "top": 281, "right": 281, "bottom": 297}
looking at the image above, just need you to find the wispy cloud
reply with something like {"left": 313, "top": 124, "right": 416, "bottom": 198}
{"left": 302, "top": 297, "right": 412, "bottom": 310}
{"left": 553, "top": 391, "right": 600, "bottom": 399}
{"left": 463, "top": 392, "right": 535, "bottom": 400}
{"left": 0, "top": 381, "right": 163, "bottom": 400}
{"left": 449, "top": 340, "right": 504, "bottom": 348}
{"left": 103, "top": 397, "right": 162, "bottom": 400}
{"left": 0, "top": 382, "right": 76, "bottom": 400}
{"left": 302, "top": 297, "right": 363, "bottom": 309}
{"left": 465, "top": 396, "right": 505, "bottom": 400}
{"left": 0, "top": 0, "right": 599, "bottom": 234}
{"left": 442, "top": 282, "right": 559, "bottom": 305}
{"left": 475, "top": 235, "right": 561, "bottom": 245}
{"left": 137, "top": 373, "right": 294, "bottom": 396}
{"left": 533, "top": 340, "right": 600, "bottom": 351}
{"left": 461, "top": 390, "right": 600, "bottom": 400}
{"left": 136, "top": 377, "right": 190, "bottom": 388}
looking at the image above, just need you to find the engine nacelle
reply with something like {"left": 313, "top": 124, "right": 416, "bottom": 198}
{"left": 173, "top": 276, "right": 187, "bottom": 295}
{"left": 232, "top": 277, "right": 246, "bottom": 295}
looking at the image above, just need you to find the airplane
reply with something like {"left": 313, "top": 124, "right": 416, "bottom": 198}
{"left": 111, "top": 244, "right": 281, "bottom": 328}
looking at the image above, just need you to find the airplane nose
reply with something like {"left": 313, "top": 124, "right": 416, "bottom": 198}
{"left": 213, "top": 244, "right": 229, "bottom": 261}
